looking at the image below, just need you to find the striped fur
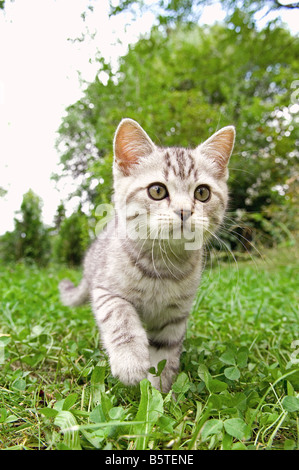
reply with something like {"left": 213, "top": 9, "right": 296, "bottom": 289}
{"left": 59, "top": 119, "right": 235, "bottom": 392}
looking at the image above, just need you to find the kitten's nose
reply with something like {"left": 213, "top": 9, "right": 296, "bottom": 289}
{"left": 174, "top": 209, "right": 192, "bottom": 222}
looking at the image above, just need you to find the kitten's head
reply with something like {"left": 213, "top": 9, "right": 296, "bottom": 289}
{"left": 113, "top": 118, "right": 235, "bottom": 250}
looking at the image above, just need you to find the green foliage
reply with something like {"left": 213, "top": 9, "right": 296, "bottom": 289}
{"left": 0, "top": 230, "right": 18, "bottom": 263}
{"left": 53, "top": 202, "right": 66, "bottom": 231}
{"left": 134, "top": 379, "right": 164, "bottom": 450}
{"left": 0, "top": 194, "right": 92, "bottom": 267}
{"left": 110, "top": 0, "right": 299, "bottom": 23}
{"left": 14, "top": 190, "right": 50, "bottom": 263}
{"left": 0, "top": 187, "right": 7, "bottom": 197}
{"left": 0, "top": 243, "right": 298, "bottom": 450}
{"left": 0, "top": 190, "right": 50, "bottom": 265}
{"left": 53, "top": 209, "right": 91, "bottom": 266}
{"left": 55, "top": 14, "right": 299, "bottom": 248}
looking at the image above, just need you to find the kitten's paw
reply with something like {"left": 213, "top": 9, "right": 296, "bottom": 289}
{"left": 110, "top": 348, "right": 150, "bottom": 386}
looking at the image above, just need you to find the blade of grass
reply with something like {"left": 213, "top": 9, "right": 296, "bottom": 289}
{"left": 249, "top": 370, "right": 298, "bottom": 429}
{"left": 188, "top": 402, "right": 212, "bottom": 450}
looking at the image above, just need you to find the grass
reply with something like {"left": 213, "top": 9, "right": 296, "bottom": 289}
{"left": 0, "top": 241, "right": 298, "bottom": 450}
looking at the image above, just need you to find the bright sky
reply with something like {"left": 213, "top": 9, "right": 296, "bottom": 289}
{"left": 0, "top": 0, "right": 298, "bottom": 235}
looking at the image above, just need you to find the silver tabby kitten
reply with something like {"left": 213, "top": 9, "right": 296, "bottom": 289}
{"left": 59, "top": 118, "right": 235, "bottom": 392}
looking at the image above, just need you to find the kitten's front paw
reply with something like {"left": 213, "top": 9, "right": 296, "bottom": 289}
{"left": 110, "top": 347, "right": 150, "bottom": 386}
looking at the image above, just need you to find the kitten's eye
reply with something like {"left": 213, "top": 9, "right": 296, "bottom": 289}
{"left": 148, "top": 183, "right": 168, "bottom": 201}
{"left": 194, "top": 185, "right": 210, "bottom": 202}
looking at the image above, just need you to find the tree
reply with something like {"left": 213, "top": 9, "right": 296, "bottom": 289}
{"left": 53, "top": 208, "right": 90, "bottom": 266}
{"left": 14, "top": 190, "right": 50, "bottom": 264}
{"left": 0, "top": 190, "right": 50, "bottom": 264}
{"left": 53, "top": 202, "right": 66, "bottom": 231}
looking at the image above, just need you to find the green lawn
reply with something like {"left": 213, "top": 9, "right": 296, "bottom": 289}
{"left": 0, "top": 243, "right": 298, "bottom": 450}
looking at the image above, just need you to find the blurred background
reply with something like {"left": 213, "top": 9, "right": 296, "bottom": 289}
{"left": 0, "top": 0, "right": 298, "bottom": 266}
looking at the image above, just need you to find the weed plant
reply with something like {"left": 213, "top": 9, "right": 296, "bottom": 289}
{"left": 0, "top": 243, "right": 298, "bottom": 450}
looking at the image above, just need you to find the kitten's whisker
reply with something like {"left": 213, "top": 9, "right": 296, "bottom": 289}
{"left": 206, "top": 239, "right": 221, "bottom": 277}
{"left": 205, "top": 231, "right": 242, "bottom": 301}
{"left": 206, "top": 229, "right": 239, "bottom": 270}
{"left": 129, "top": 219, "right": 154, "bottom": 264}
{"left": 164, "top": 239, "right": 183, "bottom": 264}
{"left": 222, "top": 214, "right": 265, "bottom": 258}
{"left": 228, "top": 167, "right": 256, "bottom": 176}
{"left": 151, "top": 235, "right": 162, "bottom": 280}
{"left": 159, "top": 238, "right": 184, "bottom": 281}
{"left": 159, "top": 238, "right": 178, "bottom": 279}
{"left": 220, "top": 227, "right": 259, "bottom": 263}
{"left": 159, "top": 223, "right": 185, "bottom": 262}
{"left": 119, "top": 220, "right": 154, "bottom": 275}
{"left": 219, "top": 220, "right": 264, "bottom": 267}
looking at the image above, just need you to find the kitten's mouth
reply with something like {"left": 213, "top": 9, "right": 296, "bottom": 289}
{"left": 165, "top": 219, "right": 205, "bottom": 240}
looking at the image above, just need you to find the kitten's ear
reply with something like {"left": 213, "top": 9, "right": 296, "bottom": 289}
{"left": 113, "top": 118, "right": 156, "bottom": 175}
{"left": 199, "top": 126, "right": 235, "bottom": 177}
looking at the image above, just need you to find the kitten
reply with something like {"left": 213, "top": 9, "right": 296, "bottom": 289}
{"left": 59, "top": 118, "right": 235, "bottom": 392}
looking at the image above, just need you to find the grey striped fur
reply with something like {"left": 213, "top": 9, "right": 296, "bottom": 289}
{"left": 59, "top": 118, "right": 235, "bottom": 392}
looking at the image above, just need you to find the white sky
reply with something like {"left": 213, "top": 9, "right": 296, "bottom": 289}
{"left": 0, "top": 0, "right": 298, "bottom": 235}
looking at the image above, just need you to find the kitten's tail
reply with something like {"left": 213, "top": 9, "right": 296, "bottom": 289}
{"left": 59, "top": 278, "right": 89, "bottom": 307}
